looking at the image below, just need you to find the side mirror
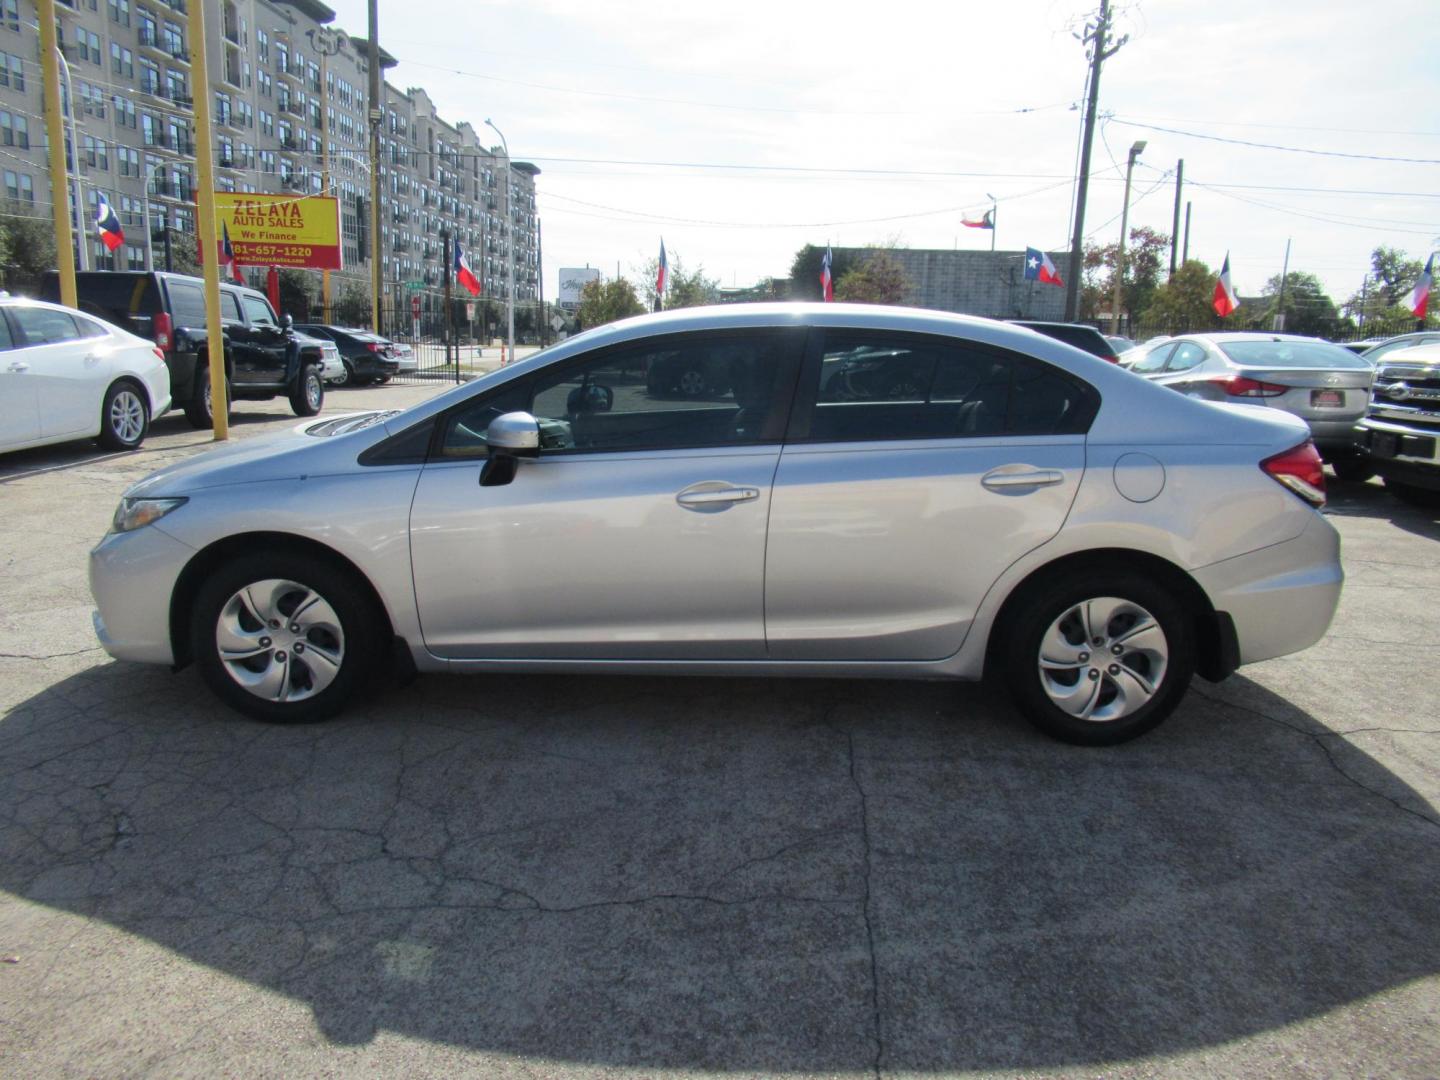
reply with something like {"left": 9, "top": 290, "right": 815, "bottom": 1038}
{"left": 282, "top": 313, "right": 293, "bottom": 329}
{"left": 480, "top": 411, "right": 540, "bottom": 487}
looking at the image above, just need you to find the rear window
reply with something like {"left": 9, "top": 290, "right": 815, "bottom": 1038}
{"left": 61, "top": 273, "right": 160, "bottom": 332}
{"left": 1218, "top": 340, "right": 1370, "bottom": 369}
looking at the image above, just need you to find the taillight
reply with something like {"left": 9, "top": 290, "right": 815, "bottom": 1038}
{"left": 1212, "top": 375, "right": 1286, "bottom": 397}
{"left": 152, "top": 347, "right": 165, "bottom": 363}
{"left": 153, "top": 311, "right": 173, "bottom": 350}
{"left": 1261, "top": 441, "right": 1326, "bottom": 508}
{"left": 366, "top": 342, "right": 381, "bottom": 353}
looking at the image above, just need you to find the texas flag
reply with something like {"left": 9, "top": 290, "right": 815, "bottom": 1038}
{"left": 820, "top": 245, "right": 834, "bottom": 302}
{"left": 656, "top": 238, "right": 669, "bottom": 296}
{"left": 961, "top": 209, "right": 995, "bottom": 230}
{"left": 454, "top": 238, "right": 481, "bottom": 296}
{"left": 1213, "top": 252, "right": 1239, "bottom": 318}
{"left": 1023, "top": 246, "right": 1063, "bottom": 287}
{"left": 220, "top": 222, "right": 243, "bottom": 283}
{"left": 1403, "top": 253, "right": 1433, "bottom": 319}
{"left": 95, "top": 194, "right": 124, "bottom": 252}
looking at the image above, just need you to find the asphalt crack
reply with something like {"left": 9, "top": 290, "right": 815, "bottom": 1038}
{"left": 1190, "top": 685, "right": 1440, "bottom": 832}
{"left": 842, "top": 724, "right": 884, "bottom": 1080}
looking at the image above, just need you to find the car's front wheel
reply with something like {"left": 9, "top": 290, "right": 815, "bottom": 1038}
{"left": 191, "top": 552, "right": 382, "bottom": 722}
{"left": 1001, "top": 571, "right": 1195, "bottom": 745}
{"left": 289, "top": 364, "right": 324, "bottom": 416}
{"left": 98, "top": 380, "right": 149, "bottom": 450}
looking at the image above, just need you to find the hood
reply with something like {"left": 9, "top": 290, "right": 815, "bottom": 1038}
{"left": 125, "top": 411, "right": 392, "bottom": 497}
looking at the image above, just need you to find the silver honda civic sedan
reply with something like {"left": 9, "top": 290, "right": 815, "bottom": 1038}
{"left": 89, "top": 304, "right": 1342, "bottom": 744}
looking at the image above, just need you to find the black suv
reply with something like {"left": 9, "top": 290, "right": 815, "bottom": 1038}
{"left": 1008, "top": 321, "right": 1121, "bottom": 363}
{"left": 42, "top": 271, "right": 325, "bottom": 427}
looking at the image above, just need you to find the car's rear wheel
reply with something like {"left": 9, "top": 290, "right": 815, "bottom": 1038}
{"left": 185, "top": 363, "right": 234, "bottom": 429}
{"left": 678, "top": 368, "right": 707, "bottom": 396}
{"left": 1002, "top": 572, "right": 1195, "bottom": 745}
{"left": 289, "top": 364, "right": 324, "bottom": 416}
{"left": 191, "top": 552, "right": 382, "bottom": 723}
{"left": 97, "top": 380, "right": 149, "bottom": 450}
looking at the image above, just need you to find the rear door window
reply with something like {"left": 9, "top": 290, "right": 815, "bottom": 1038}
{"left": 11, "top": 306, "right": 83, "bottom": 345}
{"left": 1165, "top": 342, "right": 1207, "bottom": 372}
{"left": 1130, "top": 343, "right": 1174, "bottom": 374}
{"left": 797, "top": 332, "right": 1097, "bottom": 442}
{"left": 166, "top": 281, "right": 207, "bottom": 326}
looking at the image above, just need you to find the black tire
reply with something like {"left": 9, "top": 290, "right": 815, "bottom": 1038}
{"left": 376, "top": 375, "right": 393, "bottom": 385}
{"left": 97, "top": 380, "right": 150, "bottom": 451}
{"left": 190, "top": 551, "right": 383, "bottom": 723}
{"left": 1384, "top": 478, "right": 1440, "bottom": 508}
{"left": 184, "top": 362, "right": 234, "bottom": 429}
{"left": 289, "top": 364, "right": 324, "bottom": 416}
{"left": 1331, "top": 458, "right": 1376, "bottom": 483}
{"left": 1000, "top": 570, "right": 1196, "bottom": 746}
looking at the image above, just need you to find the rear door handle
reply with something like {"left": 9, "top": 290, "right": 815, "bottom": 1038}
{"left": 676, "top": 485, "right": 760, "bottom": 508}
{"left": 981, "top": 467, "right": 1064, "bottom": 490}
{"left": 7, "top": 361, "right": 29, "bottom": 373}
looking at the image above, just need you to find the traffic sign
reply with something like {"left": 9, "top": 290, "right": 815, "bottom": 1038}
{"left": 410, "top": 295, "right": 421, "bottom": 318}
{"left": 403, "top": 280, "right": 425, "bottom": 291}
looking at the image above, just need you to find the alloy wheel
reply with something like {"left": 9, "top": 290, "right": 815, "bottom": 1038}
{"left": 108, "top": 389, "right": 146, "bottom": 444}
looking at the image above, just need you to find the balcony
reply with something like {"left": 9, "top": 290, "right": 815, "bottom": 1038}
{"left": 279, "top": 136, "right": 298, "bottom": 151}
{"left": 280, "top": 174, "right": 305, "bottom": 192}
{"left": 152, "top": 180, "right": 193, "bottom": 201}
{"left": 167, "top": 89, "right": 193, "bottom": 109}
{"left": 167, "top": 43, "right": 190, "bottom": 63}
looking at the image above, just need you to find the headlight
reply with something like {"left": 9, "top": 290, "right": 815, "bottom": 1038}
{"left": 111, "top": 496, "right": 187, "bottom": 534}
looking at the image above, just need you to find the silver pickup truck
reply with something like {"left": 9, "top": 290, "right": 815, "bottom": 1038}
{"left": 1354, "top": 342, "right": 1440, "bottom": 506}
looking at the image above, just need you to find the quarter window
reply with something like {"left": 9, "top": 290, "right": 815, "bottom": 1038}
{"left": 1166, "top": 342, "right": 1207, "bottom": 372}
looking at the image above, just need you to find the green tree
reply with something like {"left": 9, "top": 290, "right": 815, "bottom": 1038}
{"left": 1343, "top": 246, "right": 1431, "bottom": 335}
{"left": 1137, "top": 259, "right": 1227, "bottom": 333}
{"left": 1080, "top": 226, "right": 1171, "bottom": 324}
{"left": 833, "top": 250, "right": 911, "bottom": 305}
{"left": 1258, "top": 270, "right": 1341, "bottom": 337}
{"left": 2, "top": 202, "right": 56, "bottom": 293}
{"left": 638, "top": 251, "right": 720, "bottom": 309}
{"left": 789, "top": 244, "right": 858, "bottom": 300}
{"left": 169, "top": 230, "right": 200, "bottom": 276}
{"left": 332, "top": 277, "right": 372, "bottom": 326}
{"left": 576, "top": 277, "right": 644, "bottom": 329}
{"left": 277, "top": 269, "right": 314, "bottom": 320}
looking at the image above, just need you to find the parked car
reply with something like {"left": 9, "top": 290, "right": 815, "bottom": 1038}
{"left": 1359, "top": 331, "right": 1440, "bottom": 366}
{"left": 1105, "top": 335, "right": 1135, "bottom": 354}
{"left": 1126, "top": 333, "right": 1375, "bottom": 479}
{"left": 1008, "top": 321, "right": 1121, "bottom": 363}
{"left": 0, "top": 296, "right": 171, "bottom": 454}
{"left": 1353, "top": 342, "right": 1440, "bottom": 506}
{"left": 388, "top": 341, "right": 418, "bottom": 374}
{"left": 293, "top": 325, "right": 400, "bottom": 386}
{"left": 41, "top": 271, "right": 325, "bottom": 428}
{"left": 293, "top": 328, "right": 344, "bottom": 384}
{"left": 1339, "top": 338, "right": 1385, "bottom": 356}
{"left": 90, "top": 304, "right": 1342, "bottom": 746}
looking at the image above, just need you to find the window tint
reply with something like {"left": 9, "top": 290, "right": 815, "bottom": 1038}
{"left": 806, "top": 334, "right": 1096, "bottom": 442}
{"left": 242, "top": 295, "right": 277, "bottom": 326}
{"left": 220, "top": 291, "right": 243, "bottom": 321}
{"left": 0, "top": 312, "right": 13, "bottom": 351}
{"left": 1130, "top": 343, "right": 1174, "bottom": 374}
{"left": 167, "top": 280, "right": 206, "bottom": 326}
{"left": 1217, "top": 340, "right": 1370, "bottom": 369}
{"left": 11, "top": 306, "right": 81, "bottom": 345}
{"left": 1166, "top": 342, "right": 1207, "bottom": 372}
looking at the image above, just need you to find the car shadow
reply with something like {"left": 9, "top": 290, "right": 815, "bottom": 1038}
{"left": 1, "top": 664, "right": 1436, "bottom": 1073}
{"left": 1324, "top": 475, "right": 1440, "bottom": 543}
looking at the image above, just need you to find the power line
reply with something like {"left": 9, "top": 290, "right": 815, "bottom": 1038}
{"left": 1110, "top": 118, "right": 1440, "bottom": 164}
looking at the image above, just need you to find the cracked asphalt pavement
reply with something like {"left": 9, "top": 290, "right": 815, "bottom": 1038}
{"left": 2, "top": 384, "right": 1439, "bottom": 1078}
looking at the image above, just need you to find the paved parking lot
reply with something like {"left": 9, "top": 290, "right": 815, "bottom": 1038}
{"left": 2, "top": 384, "right": 1438, "bottom": 1078}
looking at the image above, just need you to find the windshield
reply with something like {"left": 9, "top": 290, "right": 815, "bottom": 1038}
{"left": 1217, "top": 340, "right": 1371, "bottom": 369}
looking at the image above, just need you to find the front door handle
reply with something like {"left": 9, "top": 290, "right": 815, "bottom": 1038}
{"left": 7, "top": 361, "right": 29, "bottom": 373}
{"left": 981, "top": 467, "right": 1065, "bottom": 490}
{"left": 676, "top": 484, "right": 760, "bottom": 508}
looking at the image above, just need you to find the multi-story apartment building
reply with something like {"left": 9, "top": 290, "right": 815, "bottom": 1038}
{"left": 0, "top": 0, "right": 539, "bottom": 312}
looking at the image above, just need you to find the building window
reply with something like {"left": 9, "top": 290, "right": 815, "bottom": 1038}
{"left": 127, "top": 244, "right": 145, "bottom": 270}
{"left": 0, "top": 111, "right": 26, "bottom": 149}
{"left": 111, "top": 44, "right": 134, "bottom": 78}
{"left": 2, "top": 0, "right": 17, "bottom": 32}
{"left": 108, "top": 0, "right": 130, "bottom": 24}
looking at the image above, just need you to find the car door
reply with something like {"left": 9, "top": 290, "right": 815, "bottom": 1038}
{"left": 0, "top": 310, "right": 38, "bottom": 449}
{"left": 409, "top": 327, "right": 804, "bottom": 659}
{"left": 9, "top": 305, "right": 110, "bottom": 438}
{"left": 764, "top": 329, "right": 1096, "bottom": 661}
{"left": 236, "top": 294, "right": 286, "bottom": 385}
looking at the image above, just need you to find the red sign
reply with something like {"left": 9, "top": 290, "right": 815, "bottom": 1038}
{"left": 411, "top": 295, "right": 421, "bottom": 318}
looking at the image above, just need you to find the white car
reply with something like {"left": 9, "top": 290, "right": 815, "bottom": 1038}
{"left": 293, "top": 329, "right": 345, "bottom": 384}
{"left": 0, "top": 296, "right": 171, "bottom": 454}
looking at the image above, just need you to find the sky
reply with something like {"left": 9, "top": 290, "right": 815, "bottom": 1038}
{"left": 322, "top": 0, "right": 1439, "bottom": 307}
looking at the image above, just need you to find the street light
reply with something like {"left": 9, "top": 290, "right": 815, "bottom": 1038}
{"left": 985, "top": 192, "right": 997, "bottom": 253}
{"left": 305, "top": 26, "right": 343, "bottom": 322}
{"left": 484, "top": 117, "right": 514, "bottom": 364}
{"left": 1111, "top": 139, "right": 1146, "bottom": 337}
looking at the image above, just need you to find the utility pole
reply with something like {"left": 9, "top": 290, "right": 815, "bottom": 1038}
{"left": 1111, "top": 139, "right": 1145, "bottom": 338}
{"left": 441, "top": 229, "right": 452, "bottom": 372}
{"left": 188, "top": 0, "right": 229, "bottom": 439}
{"left": 56, "top": 46, "right": 86, "bottom": 271}
{"left": 536, "top": 218, "right": 545, "bottom": 347}
{"left": 309, "top": 28, "right": 342, "bottom": 323}
{"left": 1182, "top": 201, "right": 1192, "bottom": 265}
{"left": 38, "top": 0, "right": 76, "bottom": 307}
{"left": 1169, "top": 159, "right": 1184, "bottom": 279}
{"left": 1064, "top": 0, "right": 1127, "bottom": 322}
{"left": 1274, "top": 238, "right": 1292, "bottom": 332}
{"left": 366, "top": 0, "right": 383, "bottom": 337}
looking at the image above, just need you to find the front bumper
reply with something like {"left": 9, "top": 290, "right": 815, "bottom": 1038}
{"left": 1192, "top": 511, "right": 1343, "bottom": 666}
{"left": 1355, "top": 419, "right": 1440, "bottom": 489}
{"left": 89, "top": 522, "right": 195, "bottom": 665}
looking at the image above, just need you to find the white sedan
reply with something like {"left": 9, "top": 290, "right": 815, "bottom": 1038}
{"left": 0, "top": 296, "right": 171, "bottom": 454}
